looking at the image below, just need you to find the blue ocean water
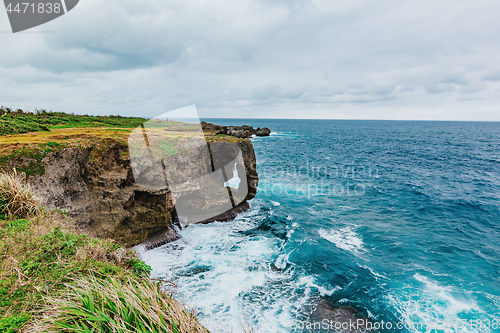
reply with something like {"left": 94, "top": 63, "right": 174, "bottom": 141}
{"left": 141, "top": 119, "right": 500, "bottom": 332}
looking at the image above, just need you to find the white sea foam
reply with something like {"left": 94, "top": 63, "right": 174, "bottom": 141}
{"left": 275, "top": 253, "right": 288, "bottom": 270}
{"left": 388, "top": 274, "right": 490, "bottom": 333}
{"left": 414, "top": 274, "right": 480, "bottom": 314}
{"left": 133, "top": 243, "right": 148, "bottom": 256}
{"left": 274, "top": 250, "right": 295, "bottom": 270}
{"left": 318, "top": 227, "right": 364, "bottom": 253}
{"left": 141, "top": 205, "right": 317, "bottom": 332}
{"left": 359, "top": 264, "right": 389, "bottom": 280}
{"left": 297, "top": 276, "right": 342, "bottom": 297}
{"left": 223, "top": 162, "right": 241, "bottom": 189}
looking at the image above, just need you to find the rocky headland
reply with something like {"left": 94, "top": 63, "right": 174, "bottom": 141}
{"left": 201, "top": 121, "right": 271, "bottom": 138}
{"left": 0, "top": 120, "right": 265, "bottom": 249}
{"left": 0, "top": 109, "right": 267, "bottom": 332}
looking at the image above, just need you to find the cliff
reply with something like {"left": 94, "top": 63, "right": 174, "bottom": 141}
{"left": 0, "top": 110, "right": 257, "bottom": 332}
{"left": 1, "top": 137, "right": 258, "bottom": 248}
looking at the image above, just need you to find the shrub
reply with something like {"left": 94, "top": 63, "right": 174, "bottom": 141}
{"left": 127, "top": 258, "right": 152, "bottom": 277}
{"left": 0, "top": 171, "right": 41, "bottom": 218}
{"left": 0, "top": 315, "right": 27, "bottom": 333}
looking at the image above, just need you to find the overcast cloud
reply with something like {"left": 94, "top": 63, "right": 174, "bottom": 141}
{"left": 1, "top": 0, "right": 500, "bottom": 120}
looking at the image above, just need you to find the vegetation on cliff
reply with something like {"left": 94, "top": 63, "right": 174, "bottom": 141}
{"left": 0, "top": 108, "right": 261, "bottom": 332}
{"left": 0, "top": 107, "right": 144, "bottom": 178}
{"left": 0, "top": 108, "right": 245, "bottom": 178}
{"left": 0, "top": 172, "right": 207, "bottom": 333}
{"left": 0, "top": 106, "right": 146, "bottom": 136}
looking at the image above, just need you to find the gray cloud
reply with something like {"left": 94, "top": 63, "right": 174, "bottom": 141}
{"left": 1, "top": 0, "right": 500, "bottom": 120}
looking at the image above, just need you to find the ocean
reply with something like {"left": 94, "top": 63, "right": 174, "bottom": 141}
{"left": 141, "top": 119, "right": 500, "bottom": 332}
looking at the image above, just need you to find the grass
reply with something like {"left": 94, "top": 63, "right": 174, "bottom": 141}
{"left": 0, "top": 172, "right": 207, "bottom": 333}
{"left": 0, "top": 171, "right": 41, "bottom": 218}
{"left": 38, "top": 277, "right": 205, "bottom": 333}
{"left": 0, "top": 131, "right": 132, "bottom": 177}
{"left": 157, "top": 137, "right": 180, "bottom": 157}
{"left": 0, "top": 107, "right": 146, "bottom": 136}
{"left": 0, "top": 108, "right": 246, "bottom": 178}
{"left": 0, "top": 128, "right": 133, "bottom": 145}
{"left": 0, "top": 108, "right": 142, "bottom": 177}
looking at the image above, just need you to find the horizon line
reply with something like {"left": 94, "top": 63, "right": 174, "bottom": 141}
{"left": 200, "top": 117, "right": 500, "bottom": 123}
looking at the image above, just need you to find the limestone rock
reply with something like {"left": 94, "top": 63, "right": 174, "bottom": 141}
{"left": 13, "top": 138, "right": 259, "bottom": 248}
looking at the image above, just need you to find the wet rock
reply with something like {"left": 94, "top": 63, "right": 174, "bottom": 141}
{"left": 143, "top": 225, "right": 181, "bottom": 250}
{"left": 201, "top": 122, "right": 271, "bottom": 138}
{"left": 307, "top": 298, "right": 372, "bottom": 333}
{"left": 255, "top": 127, "right": 271, "bottom": 136}
{"left": 216, "top": 126, "right": 228, "bottom": 135}
{"left": 229, "top": 129, "right": 251, "bottom": 138}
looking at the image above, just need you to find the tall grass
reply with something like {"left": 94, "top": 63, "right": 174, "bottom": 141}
{"left": 34, "top": 277, "right": 208, "bottom": 333}
{"left": 0, "top": 170, "right": 208, "bottom": 332}
{"left": 0, "top": 170, "right": 41, "bottom": 217}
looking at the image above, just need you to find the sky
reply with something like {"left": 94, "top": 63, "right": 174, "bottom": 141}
{"left": 1, "top": 0, "right": 500, "bottom": 120}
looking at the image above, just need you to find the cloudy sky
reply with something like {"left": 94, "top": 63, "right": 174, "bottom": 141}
{"left": 1, "top": 0, "right": 500, "bottom": 120}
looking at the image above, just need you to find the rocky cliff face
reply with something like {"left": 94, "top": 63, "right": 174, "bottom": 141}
{"left": 11, "top": 138, "right": 258, "bottom": 248}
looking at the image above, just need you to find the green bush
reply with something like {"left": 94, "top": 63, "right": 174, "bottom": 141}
{"left": 127, "top": 258, "right": 152, "bottom": 277}
{"left": 0, "top": 315, "right": 27, "bottom": 333}
{"left": 158, "top": 138, "right": 180, "bottom": 157}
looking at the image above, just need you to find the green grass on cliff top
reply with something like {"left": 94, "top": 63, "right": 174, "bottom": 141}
{"left": 0, "top": 107, "right": 237, "bottom": 144}
{"left": 0, "top": 106, "right": 147, "bottom": 137}
{"left": 0, "top": 107, "right": 241, "bottom": 178}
